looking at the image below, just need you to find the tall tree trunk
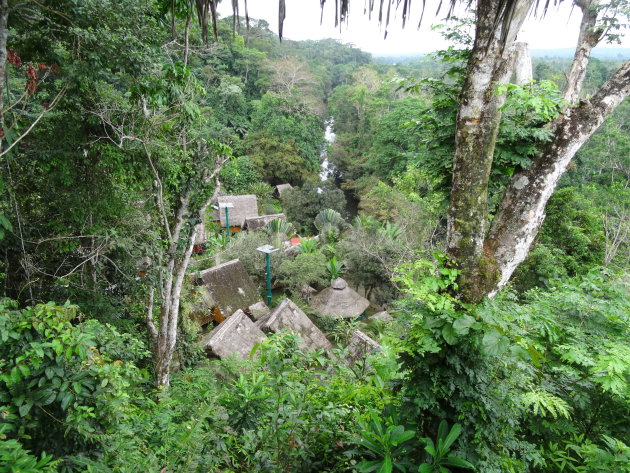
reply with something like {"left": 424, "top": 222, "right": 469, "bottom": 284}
{"left": 513, "top": 42, "right": 532, "bottom": 84}
{"left": 147, "top": 150, "right": 227, "bottom": 388}
{"left": 446, "top": 0, "right": 533, "bottom": 303}
{"left": 564, "top": 0, "right": 603, "bottom": 104}
{"left": 446, "top": 0, "right": 630, "bottom": 302}
{"left": 153, "top": 224, "right": 197, "bottom": 387}
{"left": 486, "top": 59, "right": 630, "bottom": 295}
{"left": 0, "top": 0, "right": 9, "bottom": 145}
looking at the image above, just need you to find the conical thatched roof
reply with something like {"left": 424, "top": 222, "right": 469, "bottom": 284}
{"left": 200, "top": 310, "right": 266, "bottom": 360}
{"left": 309, "top": 278, "right": 370, "bottom": 319}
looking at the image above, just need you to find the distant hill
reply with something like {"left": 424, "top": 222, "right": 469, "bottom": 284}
{"left": 531, "top": 47, "right": 630, "bottom": 59}
{"left": 375, "top": 47, "right": 630, "bottom": 63}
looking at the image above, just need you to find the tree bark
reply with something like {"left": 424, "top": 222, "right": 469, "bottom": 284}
{"left": 149, "top": 150, "right": 227, "bottom": 388}
{"left": 486, "top": 59, "right": 630, "bottom": 295}
{"left": 513, "top": 42, "right": 532, "bottom": 84}
{"left": 444, "top": 0, "right": 630, "bottom": 302}
{"left": 564, "top": 0, "right": 603, "bottom": 104}
{"left": 0, "top": 0, "right": 9, "bottom": 144}
{"left": 446, "top": 0, "right": 533, "bottom": 303}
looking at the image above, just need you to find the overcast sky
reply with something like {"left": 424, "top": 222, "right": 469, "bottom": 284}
{"left": 218, "top": 0, "right": 630, "bottom": 55}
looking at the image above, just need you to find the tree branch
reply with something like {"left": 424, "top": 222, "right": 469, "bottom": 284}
{"left": 146, "top": 287, "right": 158, "bottom": 341}
{"left": 0, "top": 82, "right": 69, "bottom": 158}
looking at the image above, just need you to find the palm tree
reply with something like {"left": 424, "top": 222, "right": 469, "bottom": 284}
{"left": 265, "top": 218, "right": 295, "bottom": 247}
{"left": 314, "top": 209, "right": 348, "bottom": 243}
{"left": 326, "top": 255, "right": 344, "bottom": 281}
{"left": 296, "top": 237, "right": 318, "bottom": 254}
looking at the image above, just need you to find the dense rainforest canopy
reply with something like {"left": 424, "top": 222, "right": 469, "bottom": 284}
{"left": 0, "top": 1, "right": 628, "bottom": 472}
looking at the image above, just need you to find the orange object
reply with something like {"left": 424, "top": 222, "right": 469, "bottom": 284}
{"left": 212, "top": 306, "right": 225, "bottom": 323}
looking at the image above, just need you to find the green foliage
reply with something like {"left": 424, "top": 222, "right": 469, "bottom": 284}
{"left": 264, "top": 218, "right": 295, "bottom": 239}
{"left": 364, "top": 97, "right": 428, "bottom": 181}
{"left": 282, "top": 181, "right": 348, "bottom": 234}
{"left": 418, "top": 422, "right": 474, "bottom": 473}
{"left": 219, "top": 156, "right": 263, "bottom": 194}
{"left": 0, "top": 300, "right": 147, "bottom": 461}
{"left": 247, "top": 181, "right": 276, "bottom": 213}
{"left": 326, "top": 255, "right": 345, "bottom": 280}
{"left": 393, "top": 252, "right": 460, "bottom": 312}
{"left": 296, "top": 237, "right": 319, "bottom": 254}
{"left": 278, "top": 252, "right": 328, "bottom": 297}
{"left": 495, "top": 80, "right": 565, "bottom": 178}
{"left": 322, "top": 318, "right": 360, "bottom": 345}
{"left": 513, "top": 187, "right": 606, "bottom": 292}
{"left": 247, "top": 92, "right": 324, "bottom": 181}
{"left": 392, "top": 264, "right": 630, "bottom": 471}
{"left": 315, "top": 208, "right": 349, "bottom": 243}
{"left": 545, "top": 434, "right": 630, "bottom": 473}
{"left": 352, "top": 411, "right": 416, "bottom": 473}
{"left": 217, "top": 231, "right": 288, "bottom": 289}
{"left": 0, "top": 425, "right": 59, "bottom": 473}
{"left": 245, "top": 131, "right": 317, "bottom": 185}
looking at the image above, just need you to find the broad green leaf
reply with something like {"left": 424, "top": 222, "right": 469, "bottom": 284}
{"left": 424, "top": 438, "right": 436, "bottom": 457}
{"left": 378, "top": 455, "right": 393, "bottom": 473}
{"left": 391, "top": 429, "right": 415, "bottom": 446}
{"left": 19, "top": 402, "right": 33, "bottom": 417}
{"left": 443, "top": 456, "right": 474, "bottom": 469}
{"left": 442, "top": 424, "right": 462, "bottom": 451}
{"left": 437, "top": 421, "right": 448, "bottom": 442}
{"left": 418, "top": 464, "right": 433, "bottom": 473}
{"left": 441, "top": 324, "right": 458, "bottom": 345}
{"left": 358, "top": 460, "right": 383, "bottom": 473}
{"left": 60, "top": 391, "right": 73, "bottom": 410}
{"left": 452, "top": 315, "right": 475, "bottom": 335}
{"left": 482, "top": 330, "right": 509, "bottom": 356}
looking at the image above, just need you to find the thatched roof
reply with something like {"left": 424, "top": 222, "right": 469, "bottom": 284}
{"left": 276, "top": 183, "right": 293, "bottom": 197}
{"left": 188, "top": 285, "right": 216, "bottom": 326}
{"left": 309, "top": 278, "right": 370, "bottom": 319}
{"left": 346, "top": 330, "right": 381, "bottom": 364}
{"left": 217, "top": 195, "right": 258, "bottom": 228}
{"left": 200, "top": 309, "right": 266, "bottom": 359}
{"left": 257, "top": 299, "right": 332, "bottom": 352}
{"left": 199, "top": 259, "right": 262, "bottom": 319}
{"left": 244, "top": 213, "right": 286, "bottom": 232}
{"left": 369, "top": 311, "right": 393, "bottom": 323}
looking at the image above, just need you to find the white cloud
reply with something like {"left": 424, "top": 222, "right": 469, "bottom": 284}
{"left": 218, "top": 1, "right": 630, "bottom": 55}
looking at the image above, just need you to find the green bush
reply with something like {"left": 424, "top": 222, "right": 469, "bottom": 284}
{"left": 0, "top": 300, "right": 148, "bottom": 463}
{"left": 393, "top": 267, "right": 629, "bottom": 472}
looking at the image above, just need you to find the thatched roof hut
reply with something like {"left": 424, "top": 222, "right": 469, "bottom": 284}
{"left": 309, "top": 278, "right": 370, "bottom": 319}
{"left": 244, "top": 213, "right": 286, "bottom": 232}
{"left": 199, "top": 259, "right": 262, "bottom": 322}
{"left": 216, "top": 195, "right": 258, "bottom": 228}
{"left": 275, "top": 183, "right": 293, "bottom": 198}
{"left": 257, "top": 299, "right": 332, "bottom": 352}
{"left": 346, "top": 330, "right": 381, "bottom": 362}
{"left": 200, "top": 310, "right": 266, "bottom": 360}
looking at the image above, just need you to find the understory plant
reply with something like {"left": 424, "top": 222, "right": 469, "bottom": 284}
{"left": 392, "top": 261, "right": 630, "bottom": 472}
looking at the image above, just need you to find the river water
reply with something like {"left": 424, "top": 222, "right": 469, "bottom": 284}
{"left": 319, "top": 118, "right": 359, "bottom": 217}
{"left": 320, "top": 119, "right": 335, "bottom": 181}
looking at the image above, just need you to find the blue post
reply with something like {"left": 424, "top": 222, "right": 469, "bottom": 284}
{"left": 225, "top": 207, "right": 230, "bottom": 240}
{"left": 265, "top": 252, "right": 272, "bottom": 305}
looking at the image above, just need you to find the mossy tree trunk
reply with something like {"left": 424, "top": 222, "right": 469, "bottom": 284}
{"left": 445, "top": 0, "right": 533, "bottom": 303}
{"left": 146, "top": 146, "right": 229, "bottom": 388}
{"left": 446, "top": 0, "right": 630, "bottom": 302}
